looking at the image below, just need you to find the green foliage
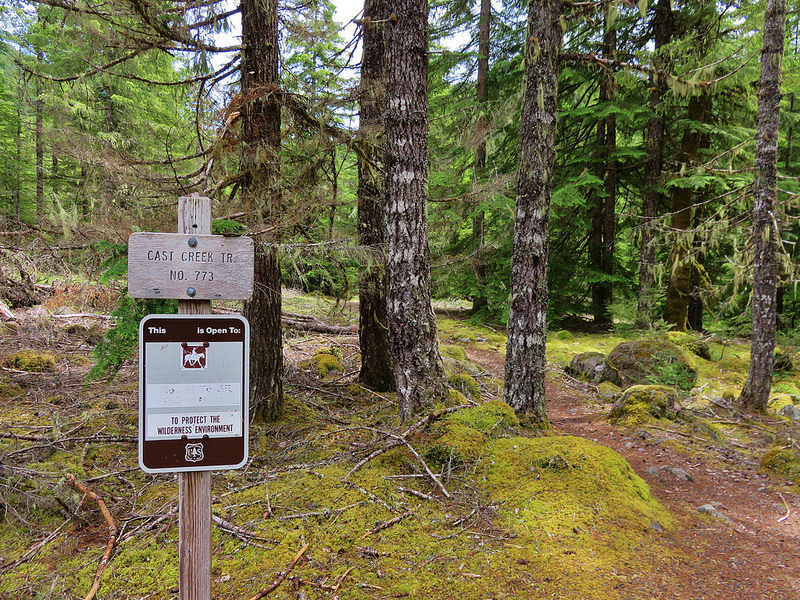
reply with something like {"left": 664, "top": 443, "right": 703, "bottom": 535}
{"left": 94, "top": 240, "right": 128, "bottom": 283}
{"left": 211, "top": 219, "right": 247, "bottom": 235}
{"left": 88, "top": 294, "right": 177, "bottom": 380}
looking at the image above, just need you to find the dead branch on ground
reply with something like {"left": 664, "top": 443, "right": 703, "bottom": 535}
{"left": 247, "top": 541, "right": 310, "bottom": 600}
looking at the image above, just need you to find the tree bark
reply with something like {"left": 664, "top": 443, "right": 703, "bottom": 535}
{"left": 15, "top": 60, "right": 22, "bottom": 221}
{"left": 470, "top": 0, "right": 491, "bottom": 314}
{"left": 35, "top": 54, "right": 44, "bottom": 226}
{"left": 663, "top": 92, "right": 711, "bottom": 331}
{"left": 503, "top": 0, "right": 563, "bottom": 422}
{"left": 241, "top": 0, "right": 284, "bottom": 421}
{"left": 357, "top": 0, "right": 395, "bottom": 392}
{"left": 384, "top": 0, "right": 447, "bottom": 420}
{"left": 740, "top": 0, "right": 786, "bottom": 411}
{"left": 637, "top": 0, "right": 672, "bottom": 327}
{"left": 590, "top": 0, "right": 616, "bottom": 328}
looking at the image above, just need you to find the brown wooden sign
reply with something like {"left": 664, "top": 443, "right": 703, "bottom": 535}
{"left": 139, "top": 314, "right": 249, "bottom": 473}
{"left": 128, "top": 232, "right": 254, "bottom": 300}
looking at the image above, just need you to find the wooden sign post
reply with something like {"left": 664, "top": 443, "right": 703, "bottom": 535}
{"left": 178, "top": 196, "right": 213, "bottom": 600}
{"left": 130, "top": 195, "right": 254, "bottom": 600}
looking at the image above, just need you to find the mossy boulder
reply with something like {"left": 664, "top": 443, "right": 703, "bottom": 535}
{"left": 317, "top": 345, "right": 344, "bottom": 360}
{"left": 597, "top": 381, "right": 622, "bottom": 402}
{"left": 298, "top": 349, "right": 344, "bottom": 378}
{"left": 440, "top": 344, "right": 467, "bottom": 361}
{"left": 552, "top": 330, "right": 574, "bottom": 341}
{"left": 691, "top": 419, "right": 725, "bottom": 444}
{"left": 431, "top": 400, "right": 519, "bottom": 463}
{"left": 0, "top": 377, "right": 24, "bottom": 398}
{"left": 567, "top": 352, "right": 622, "bottom": 386}
{"left": 609, "top": 385, "right": 681, "bottom": 426}
{"left": 484, "top": 435, "right": 670, "bottom": 536}
{"left": 62, "top": 323, "right": 105, "bottom": 345}
{"left": 665, "top": 331, "right": 711, "bottom": 361}
{"left": 447, "top": 372, "right": 481, "bottom": 401}
{"left": 4, "top": 350, "right": 56, "bottom": 372}
{"left": 607, "top": 340, "right": 697, "bottom": 391}
{"left": 761, "top": 447, "right": 800, "bottom": 483}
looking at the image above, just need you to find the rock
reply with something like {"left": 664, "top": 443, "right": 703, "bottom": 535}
{"left": 780, "top": 405, "right": 800, "bottom": 421}
{"left": 596, "top": 381, "right": 622, "bottom": 402}
{"left": 608, "top": 385, "right": 681, "bottom": 426}
{"left": 664, "top": 467, "right": 692, "bottom": 481}
{"left": 697, "top": 504, "right": 730, "bottom": 521}
{"left": 448, "top": 372, "right": 481, "bottom": 401}
{"left": 649, "top": 520, "right": 664, "bottom": 532}
{"left": 567, "top": 352, "right": 622, "bottom": 386}
{"left": 761, "top": 447, "right": 800, "bottom": 483}
{"left": 665, "top": 331, "right": 712, "bottom": 360}
{"left": 607, "top": 340, "right": 697, "bottom": 391}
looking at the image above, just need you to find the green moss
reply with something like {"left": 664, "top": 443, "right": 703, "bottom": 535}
{"left": 446, "top": 400, "right": 519, "bottom": 431}
{"left": 317, "top": 345, "right": 344, "bottom": 360}
{"left": 0, "top": 377, "right": 24, "bottom": 398}
{"left": 692, "top": 419, "right": 726, "bottom": 444}
{"left": 665, "top": 331, "right": 711, "bottom": 360}
{"left": 484, "top": 436, "right": 671, "bottom": 537}
{"left": 768, "top": 394, "right": 796, "bottom": 414}
{"left": 298, "top": 350, "right": 344, "bottom": 378}
{"left": 761, "top": 447, "right": 800, "bottom": 482}
{"left": 4, "top": 350, "right": 57, "bottom": 372}
{"left": 553, "top": 330, "right": 574, "bottom": 340}
{"left": 597, "top": 381, "right": 622, "bottom": 401}
{"left": 447, "top": 372, "right": 481, "bottom": 401}
{"left": 440, "top": 344, "right": 467, "bottom": 361}
{"left": 609, "top": 385, "right": 680, "bottom": 426}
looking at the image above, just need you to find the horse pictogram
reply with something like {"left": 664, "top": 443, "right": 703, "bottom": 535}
{"left": 182, "top": 343, "right": 207, "bottom": 369}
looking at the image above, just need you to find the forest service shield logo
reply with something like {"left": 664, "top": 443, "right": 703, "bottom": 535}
{"left": 185, "top": 443, "right": 204, "bottom": 462}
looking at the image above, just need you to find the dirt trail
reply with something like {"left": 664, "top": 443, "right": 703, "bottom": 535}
{"left": 466, "top": 348, "right": 800, "bottom": 600}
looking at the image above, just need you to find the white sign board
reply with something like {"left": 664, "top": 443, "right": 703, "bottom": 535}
{"left": 139, "top": 314, "right": 249, "bottom": 473}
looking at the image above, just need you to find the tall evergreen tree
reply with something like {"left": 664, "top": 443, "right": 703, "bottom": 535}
{"left": 504, "top": 0, "right": 563, "bottom": 421}
{"left": 241, "top": 0, "right": 284, "bottom": 420}
{"left": 358, "top": 0, "right": 395, "bottom": 391}
{"left": 384, "top": 0, "right": 447, "bottom": 420}
{"left": 740, "top": 0, "right": 786, "bottom": 410}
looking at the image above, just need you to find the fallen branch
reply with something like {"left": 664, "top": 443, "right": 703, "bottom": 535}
{"left": 212, "top": 515, "right": 278, "bottom": 546}
{"left": 247, "top": 542, "right": 310, "bottom": 600}
{"left": 0, "top": 299, "right": 15, "bottom": 320}
{"left": 282, "top": 313, "right": 357, "bottom": 335}
{"left": 396, "top": 486, "right": 438, "bottom": 503}
{"left": 363, "top": 511, "right": 413, "bottom": 538}
{"left": 778, "top": 492, "right": 791, "bottom": 523}
{"left": 275, "top": 501, "right": 366, "bottom": 521}
{"left": 66, "top": 473, "right": 119, "bottom": 600}
{"left": 51, "top": 313, "right": 112, "bottom": 320}
{"left": 331, "top": 565, "right": 356, "bottom": 595}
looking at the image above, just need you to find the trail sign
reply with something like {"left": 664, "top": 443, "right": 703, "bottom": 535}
{"left": 139, "top": 314, "right": 249, "bottom": 473}
{"left": 128, "top": 232, "right": 254, "bottom": 300}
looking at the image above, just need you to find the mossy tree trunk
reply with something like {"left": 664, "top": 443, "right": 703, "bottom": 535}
{"left": 357, "top": 0, "right": 395, "bottom": 392}
{"left": 384, "top": 0, "right": 447, "bottom": 421}
{"left": 637, "top": 0, "right": 672, "bottom": 327}
{"left": 663, "top": 92, "right": 711, "bottom": 331}
{"left": 241, "top": 0, "right": 284, "bottom": 421}
{"left": 503, "top": 0, "right": 563, "bottom": 422}
{"left": 740, "top": 0, "right": 786, "bottom": 410}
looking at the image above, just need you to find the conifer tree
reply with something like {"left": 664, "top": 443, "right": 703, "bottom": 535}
{"left": 740, "top": 0, "right": 786, "bottom": 410}
{"left": 504, "top": 0, "right": 563, "bottom": 421}
{"left": 384, "top": 0, "right": 447, "bottom": 420}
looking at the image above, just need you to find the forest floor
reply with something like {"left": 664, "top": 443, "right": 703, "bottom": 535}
{"left": 0, "top": 288, "right": 799, "bottom": 599}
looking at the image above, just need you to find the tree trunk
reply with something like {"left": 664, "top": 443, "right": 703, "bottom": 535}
{"left": 590, "top": 0, "right": 616, "bottom": 328}
{"left": 663, "top": 92, "right": 711, "bottom": 331}
{"left": 470, "top": 0, "right": 491, "bottom": 314}
{"left": 241, "top": 0, "right": 284, "bottom": 421}
{"left": 503, "top": 0, "right": 562, "bottom": 422}
{"left": 688, "top": 203, "right": 705, "bottom": 331}
{"left": 384, "top": 0, "right": 447, "bottom": 420}
{"left": 637, "top": 0, "right": 672, "bottom": 327}
{"left": 102, "top": 88, "right": 114, "bottom": 201}
{"left": 357, "top": 0, "right": 395, "bottom": 392}
{"left": 740, "top": 0, "right": 786, "bottom": 410}
{"left": 15, "top": 61, "right": 22, "bottom": 221}
{"left": 35, "top": 56, "right": 44, "bottom": 226}
{"left": 786, "top": 93, "right": 795, "bottom": 171}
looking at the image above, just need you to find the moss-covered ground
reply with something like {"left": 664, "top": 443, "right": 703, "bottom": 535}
{"left": 2, "top": 295, "right": 800, "bottom": 599}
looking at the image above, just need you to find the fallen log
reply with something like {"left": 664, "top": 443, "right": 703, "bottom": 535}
{"left": 282, "top": 313, "right": 357, "bottom": 335}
